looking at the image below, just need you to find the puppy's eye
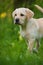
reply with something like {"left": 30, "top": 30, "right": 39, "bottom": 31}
{"left": 15, "top": 14, "right": 17, "bottom": 16}
{"left": 20, "top": 14, "right": 24, "bottom": 16}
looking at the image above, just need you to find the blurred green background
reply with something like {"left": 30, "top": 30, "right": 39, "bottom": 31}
{"left": 0, "top": 0, "right": 43, "bottom": 65}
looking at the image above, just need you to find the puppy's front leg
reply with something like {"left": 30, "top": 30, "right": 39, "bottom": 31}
{"left": 28, "top": 39, "right": 35, "bottom": 52}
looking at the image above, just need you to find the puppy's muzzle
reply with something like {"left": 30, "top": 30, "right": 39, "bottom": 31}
{"left": 15, "top": 18, "right": 19, "bottom": 24}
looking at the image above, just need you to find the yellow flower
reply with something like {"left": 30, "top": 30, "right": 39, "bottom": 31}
{"left": 1, "top": 12, "right": 6, "bottom": 18}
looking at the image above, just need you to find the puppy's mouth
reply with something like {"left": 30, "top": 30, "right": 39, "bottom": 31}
{"left": 15, "top": 22, "right": 22, "bottom": 25}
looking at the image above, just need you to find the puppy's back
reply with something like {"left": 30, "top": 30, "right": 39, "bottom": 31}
{"left": 37, "top": 18, "right": 43, "bottom": 36}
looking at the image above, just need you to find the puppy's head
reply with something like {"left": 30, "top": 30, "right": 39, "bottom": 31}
{"left": 12, "top": 8, "right": 34, "bottom": 25}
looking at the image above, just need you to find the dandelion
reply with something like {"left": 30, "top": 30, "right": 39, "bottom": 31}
{"left": 1, "top": 12, "right": 7, "bottom": 18}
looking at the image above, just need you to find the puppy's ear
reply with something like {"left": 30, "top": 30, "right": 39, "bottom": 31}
{"left": 12, "top": 11, "right": 15, "bottom": 18}
{"left": 25, "top": 8, "right": 34, "bottom": 19}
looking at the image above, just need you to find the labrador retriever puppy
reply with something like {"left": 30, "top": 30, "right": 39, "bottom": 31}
{"left": 12, "top": 8, "right": 43, "bottom": 53}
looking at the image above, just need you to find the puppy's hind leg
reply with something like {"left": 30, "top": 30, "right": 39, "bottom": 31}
{"left": 36, "top": 39, "right": 40, "bottom": 50}
{"left": 33, "top": 39, "right": 40, "bottom": 53}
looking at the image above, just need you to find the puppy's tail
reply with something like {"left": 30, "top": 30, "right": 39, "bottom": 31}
{"left": 34, "top": 5, "right": 43, "bottom": 13}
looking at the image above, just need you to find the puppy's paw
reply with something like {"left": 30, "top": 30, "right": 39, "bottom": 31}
{"left": 33, "top": 48, "right": 38, "bottom": 54}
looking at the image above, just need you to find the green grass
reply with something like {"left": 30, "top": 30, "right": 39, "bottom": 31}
{"left": 0, "top": 14, "right": 43, "bottom": 65}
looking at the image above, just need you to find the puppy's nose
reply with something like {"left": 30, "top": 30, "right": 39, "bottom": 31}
{"left": 15, "top": 18, "right": 19, "bottom": 23}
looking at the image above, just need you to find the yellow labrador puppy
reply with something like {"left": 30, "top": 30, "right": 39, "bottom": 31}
{"left": 12, "top": 8, "right": 43, "bottom": 53}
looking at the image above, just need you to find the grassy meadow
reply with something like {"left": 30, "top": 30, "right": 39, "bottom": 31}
{"left": 0, "top": 0, "right": 43, "bottom": 65}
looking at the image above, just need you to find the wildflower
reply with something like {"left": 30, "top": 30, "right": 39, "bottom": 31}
{"left": 1, "top": 12, "right": 6, "bottom": 18}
